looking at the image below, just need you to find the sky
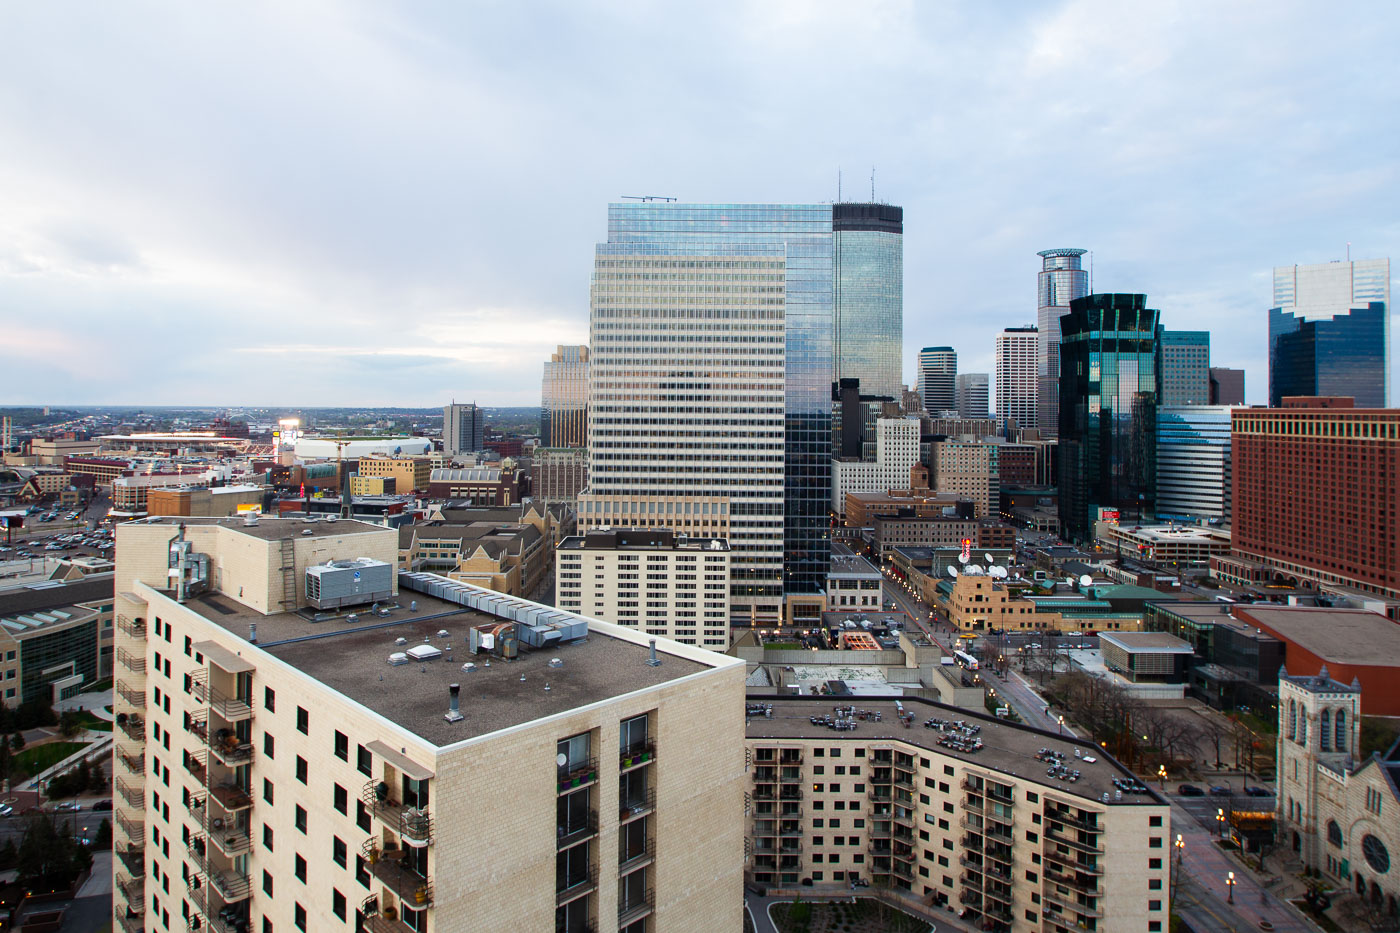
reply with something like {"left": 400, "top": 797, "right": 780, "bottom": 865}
{"left": 1, "top": 0, "right": 1397, "bottom": 408}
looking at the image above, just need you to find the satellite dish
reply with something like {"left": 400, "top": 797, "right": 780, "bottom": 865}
{"left": 985, "top": 553, "right": 995, "bottom": 565}
{"left": 1079, "top": 574, "right": 1093, "bottom": 588}
{"left": 1065, "top": 576, "right": 1076, "bottom": 586}
{"left": 958, "top": 554, "right": 969, "bottom": 564}
{"left": 556, "top": 752, "right": 568, "bottom": 768}
{"left": 947, "top": 565, "right": 959, "bottom": 577}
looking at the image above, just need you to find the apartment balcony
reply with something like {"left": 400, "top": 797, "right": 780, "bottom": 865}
{"left": 776, "top": 787, "right": 803, "bottom": 803}
{"left": 369, "top": 848, "right": 435, "bottom": 908}
{"left": 558, "top": 811, "right": 599, "bottom": 851}
{"left": 115, "top": 683, "right": 145, "bottom": 708}
{"left": 960, "top": 778, "right": 983, "bottom": 794}
{"left": 890, "top": 812, "right": 914, "bottom": 830}
{"left": 115, "top": 777, "right": 143, "bottom": 809}
{"left": 619, "top": 740, "right": 655, "bottom": 772}
{"left": 986, "top": 785, "right": 1014, "bottom": 805}
{"left": 1045, "top": 827, "right": 1104, "bottom": 855}
{"left": 754, "top": 767, "right": 778, "bottom": 783}
{"left": 960, "top": 834, "right": 984, "bottom": 850}
{"left": 619, "top": 787, "right": 655, "bottom": 824}
{"left": 203, "top": 728, "right": 255, "bottom": 766}
{"left": 867, "top": 825, "right": 893, "bottom": 840}
{"left": 203, "top": 812, "right": 252, "bottom": 856}
{"left": 117, "top": 614, "right": 146, "bottom": 639}
{"left": 776, "top": 823, "right": 803, "bottom": 839}
{"left": 962, "top": 794, "right": 985, "bottom": 813}
{"left": 116, "top": 811, "right": 144, "bottom": 842}
{"left": 116, "top": 713, "right": 145, "bottom": 743}
{"left": 983, "top": 844, "right": 1014, "bottom": 867}
{"left": 891, "top": 861, "right": 914, "bottom": 881}
{"left": 779, "top": 749, "right": 802, "bottom": 765}
{"left": 557, "top": 754, "right": 599, "bottom": 794}
{"left": 1042, "top": 888, "right": 1103, "bottom": 919}
{"left": 868, "top": 842, "right": 892, "bottom": 858}
{"left": 619, "top": 839, "right": 655, "bottom": 876}
{"left": 358, "top": 895, "right": 422, "bottom": 933}
{"left": 1044, "top": 866, "right": 1103, "bottom": 895}
{"left": 554, "top": 864, "right": 596, "bottom": 908}
{"left": 984, "top": 808, "right": 1014, "bottom": 828}
{"left": 960, "top": 856, "right": 1010, "bottom": 882}
{"left": 207, "top": 781, "right": 254, "bottom": 813}
{"left": 117, "top": 872, "right": 144, "bottom": 906}
{"left": 116, "top": 842, "right": 146, "bottom": 877}
{"left": 363, "top": 781, "right": 435, "bottom": 847}
{"left": 118, "top": 749, "right": 145, "bottom": 774}
{"left": 1046, "top": 809, "right": 1101, "bottom": 833}
{"left": 982, "top": 900, "right": 1014, "bottom": 923}
{"left": 183, "top": 750, "right": 207, "bottom": 785}
{"left": 617, "top": 888, "right": 655, "bottom": 928}
{"left": 1042, "top": 850, "right": 1104, "bottom": 876}
{"left": 982, "top": 884, "right": 1014, "bottom": 907}
{"left": 204, "top": 866, "right": 252, "bottom": 905}
{"left": 117, "top": 647, "right": 146, "bottom": 675}
{"left": 192, "top": 682, "right": 255, "bottom": 723}
{"left": 892, "top": 775, "right": 916, "bottom": 793}
{"left": 117, "top": 911, "right": 145, "bottom": 933}
{"left": 867, "top": 787, "right": 893, "bottom": 804}
{"left": 753, "top": 786, "right": 779, "bottom": 801}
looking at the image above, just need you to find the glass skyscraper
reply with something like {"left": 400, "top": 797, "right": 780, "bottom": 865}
{"left": 582, "top": 203, "right": 836, "bottom": 622}
{"left": 1156, "top": 406, "right": 1232, "bottom": 522}
{"left": 833, "top": 204, "right": 903, "bottom": 400}
{"left": 1157, "top": 330, "right": 1211, "bottom": 406}
{"left": 917, "top": 346, "right": 957, "bottom": 414}
{"left": 1058, "top": 293, "right": 1160, "bottom": 542}
{"left": 541, "top": 344, "right": 589, "bottom": 448}
{"left": 1269, "top": 258, "right": 1390, "bottom": 408}
{"left": 1036, "top": 248, "right": 1090, "bottom": 437}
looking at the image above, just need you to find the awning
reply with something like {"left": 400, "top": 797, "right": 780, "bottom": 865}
{"left": 367, "top": 740, "right": 434, "bottom": 781}
{"left": 193, "top": 640, "right": 256, "bottom": 674}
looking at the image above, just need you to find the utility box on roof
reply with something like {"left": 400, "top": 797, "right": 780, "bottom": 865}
{"left": 305, "top": 558, "right": 393, "bottom": 610}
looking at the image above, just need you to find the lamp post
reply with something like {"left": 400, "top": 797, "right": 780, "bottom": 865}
{"left": 1057, "top": 715, "right": 1064, "bottom": 736}
{"left": 1157, "top": 764, "right": 1167, "bottom": 789}
{"left": 1217, "top": 807, "right": 1227, "bottom": 840}
{"left": 1226, "top": 870, "right": 1236, "bottom": 904}
{"left": 1174, "top": 833, "right": 1184, "bottom": 867}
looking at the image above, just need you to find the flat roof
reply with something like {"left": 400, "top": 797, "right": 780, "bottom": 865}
{"left": 126, "top": 515, "right": 390, "bottom": 542}
{"left": 1099, "top": 632, "right": 1194, "bottom": 653}
{"left": 1235, "top": 606, "right": 1400, "bottom": 667}
{"left": 745, "top": 695, "right": 1165, "bottom": 807}
{"left": 174, "top": 587, "right": 713, "bottom": 747}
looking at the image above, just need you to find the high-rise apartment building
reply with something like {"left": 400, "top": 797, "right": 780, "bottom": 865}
{"left": 1270, "top": 258, "right": 1390, "bottom": 408}
{"left": 1036, "top": 249, "right": 1090, "bottom": 437}
{"left": 1155, "top": 406, "right": 1232, "bottom": 522}
{"left": 112, "top": 516, "right": 745, "bottom": 933}
{"left": 955, "top": 373, "right": 990, "bottom": 419}
{"left": 555, "top": 529, "right": 731, "bottom": 646}
{"left": 831, "top": 418, "right": 921, "bottom": 515}
{"left": 534, "top": 447, "right": 589, "bottom": 505}
{"left": 744, "top": 696, "right": 1171, "bottom": 931}
{"left": 917, "top": 346, "right": 957, "bottom": 414}
{"left": 1158, "top": 330, "right": 1211, "bottom": 406}
{"left": 995, "top": 325, "right": 1038, "bottom": 432}
{"left": 542, "top": 345, "right": 590, "bottom": 449}
{"left": 1058, "top": 294, "right": 1161, "bottom": 542}
{"left": 930, "top": 438, "right": 1000, "bottom": 519}
{"left": 833, "top": 204, "right": 903, "bottom": 400}
{"left": 1209, "top": 367, "right": 1245, "bottom": 405}
{"left": 580, "top": 203, "right": 837, "bottom": 623}
{"left": 1217, "top": 398, "right": 1400, "bottom": 615}
{"left": 442, "top": 402, "right": 484, "bottom": 458}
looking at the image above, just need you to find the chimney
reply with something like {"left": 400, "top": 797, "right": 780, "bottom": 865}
{"left": 249, "top": 623, "right": 257, "bottom": 644}
{"left": 444, "top": 684, "right": 464, "bottom": 723}
{"left": 646, "top": 638, "right": 661, "bottom": 667}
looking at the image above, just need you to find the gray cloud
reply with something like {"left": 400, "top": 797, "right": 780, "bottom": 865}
{"left": 0, "top": 0, "right": 1395, "bottom": 406}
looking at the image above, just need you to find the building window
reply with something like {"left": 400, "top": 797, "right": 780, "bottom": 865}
{"left": 264, "top": 687, "right": 275, "bottom": 712}
{"left": 295, "top": 806, "right": 307, "bottom": 834}
{"left": 1336, "top": 710, "right": 1347, "bottom": 752}
{"left": 1320, "top": 710, "right": 1331, "bottom": 751}
{"left": 263, "top": 871, "right": 274, "bottom": 897}
{"left": 263, "top": 733, "right": 275, "bottom": 759}
{"left": 357, "top": 745, "right": 372, "bottom": 777}
{"left": 333, "top": 836, "right": 347, "bottom": 868}
{"left": 332, "top": 889, "right": 346, "bottom": 922}
{"left": 334, "top": 731, "right": 348, "bottom": 761}
{"left": 263, "top": 825, "right": 274, "bottom": 851}
{"left": 296, "top": 756, "right": 308, "bottom": 784}
{"left": 334, "top": 784, "right": 348, "bottom": 815}
{"left": 294, "top": 903, "right": 306, "bottom": 931}
{"left": 1327, "top": 820, "right": 1343, "bottom": 848}
{"left": 295, "top": 854, "right": 307, "bottom": 882}
{"left": 297, "top": 706, "right": 309, "bottom": 735}
{"left": 263, "top": 779, "right": 274, "bottom": 805}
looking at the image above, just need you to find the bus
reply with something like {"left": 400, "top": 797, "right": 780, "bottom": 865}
{"left": 954, "top": 649, "right": 979, "bottom": 671}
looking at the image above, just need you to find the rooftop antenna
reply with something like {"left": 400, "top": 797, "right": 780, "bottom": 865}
{"left": 621, "top": 195, "right": 677, "bottom": 202}
{"left": 871, "top": 166, "right": 875, "bottom": 202}
{"left": 1089, "top": 250, "right": 1094, "bottom": 292}
{"left": 1347, "top": 241, "right": 1352, "bottom": 261}
{"left": 838, "top": 167, "right": 842, "bottom": 202}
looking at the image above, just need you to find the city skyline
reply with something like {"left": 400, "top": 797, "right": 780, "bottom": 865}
{"left": 0, "top": 3, "right": 1396, "bottom": 406}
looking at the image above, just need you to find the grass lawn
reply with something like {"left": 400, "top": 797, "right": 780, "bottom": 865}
{"left": 771, "top": 898, "right": 931, "bottom": 933}
{"left": 68, "top": 711, "right": 112, "bottom": 733}
{"left": 13, "top": 741, "right": 86, "bottom": 776}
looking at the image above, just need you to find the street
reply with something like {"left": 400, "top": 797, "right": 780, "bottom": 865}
{"left": 0, "top": 809, "right": 112, "bottom": 844}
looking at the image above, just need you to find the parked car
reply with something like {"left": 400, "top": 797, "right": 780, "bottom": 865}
{"left": 92, "top": 799, "right": 113, "bottom": 811}
{"left": 0, "top": 804, "right": 12, "bottom": 816}
{"left": 1243, "top": 786, "right": 1273, "bottom": 798}
{"left": 1177, "top": 785, "right": 1205, "bottom": 797}
{"left": 54, "top": 802, "right": 82, "bottom": 811}
{"left": 1209, "top": 785, "right": 1233, "bottom": 797}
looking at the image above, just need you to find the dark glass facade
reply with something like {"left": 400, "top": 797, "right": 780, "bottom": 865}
{"left": 833, "top": 204, "right": 903, "bottom": 400}
{"left": 1057, "top": 294, "right": 1160, "bottom": 543}
{"left": 1269, "top": 304, "right": 1387, "bottom": 408}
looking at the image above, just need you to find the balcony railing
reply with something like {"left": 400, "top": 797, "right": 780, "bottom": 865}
{"left": 369, "top": 848, "right": 435, "bottom": 908}
{"left": 117, "top": 614, "right": 146, "bottom": 639}
{"left": 115, "top": 777, "right": 143, "bottom": 809}
{"left": 117, "top": 911, "right": 145, "bottom": 933}
{"left": 117, "top": 714, "right": 145, "bottom": 742}
{"left": 554, "top": 863, "right": 597, "bottom": 908}
{"left": 204, "top": 813, "right": 252, "bottom": 856}
{"left": 891, "top": 861, "right": 914, "bottom": 880}
{"left": 620, "top": 787, "right": 656, "bottom": 824}
{"left": 1044, "top": 866, "right": 1103, "bottom": 894}
{"left": 1042, "top": 888, "right": 1104, "bottom": 919}
{"left": 117, "top": 811, "right": 144, "bottom": 841}
{"left": 620, "top": 740, "right": 655, "bottom": 771}
{"left": 203, "top": 728, "right": 255, "bottom": 765}
{"left": 207, "top": 781, "right": 254, "bottom": 813}
{"left": 115, "top": 683, "right": 145, "bottom": 707}
{"left": 361, "top": 780, "right": 434, "bottom": 847}
{"left": 558, "top": 756, "right": 599, "bottom": 794}
{"left": 558, "top": 811, "right": 599, "bottom": 851}
{"left": 619, "top": 838, "right": 655, "bottom": 875}
{"left": 117, "top": 647, "right": 146, "bottom": 674}
{"left": 118, "top": 749, "right": 145, "bottom": 774}
{"left": 986, "top": 785, "right": 1014, "bottom": 805}
{"left": 617, "top": 888, "right": 655, "bottom": 927}
{"left": 184, "top": 750, "right": 207, "bottom": 785}
{"left": 1042, "top": 850, "right": 1104, "bottom": 876}
{"left": 193, "top": 681, "right": 255, "bottom": 722}
{"left": 116, "top": 843, "right": 146, "bottom": 877}
{"left": 1046, "top": 808, "right": 1101, "bottom": 833}
{"left": 1045, "top": 827, "right": 1104, "bottom": 855}
{"left": 204, "top": 867, "right": 252, "bottom": 904}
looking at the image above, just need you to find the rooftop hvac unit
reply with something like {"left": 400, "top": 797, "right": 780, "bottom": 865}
{"left": 305, "top": 558, "right": 393, "bottom": 610}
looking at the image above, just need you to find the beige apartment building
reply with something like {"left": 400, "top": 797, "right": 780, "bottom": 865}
{"left": 936, "top": 575, "right": 1144, "bottom": 636}
{"left": 113, "top": 515, "right": 744, "bottom": 933}
{"left": 355, "top": 455, "right": 433, "bottom": 496}
{"left": 745, "top": 696, "right": 1172, "bottom": 933}
{"left": 556, "top": 529, "right": 731, "bottom": 649}
{"left": 930, "top": 440, "right": 999, "bottom": 519}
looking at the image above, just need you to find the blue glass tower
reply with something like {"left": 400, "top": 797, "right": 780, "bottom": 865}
{"left": 833, "top": 204, "right": 903, "bottom": 400}
{"left": 1269, "top": 258, "right": 1390, "bottom": 408}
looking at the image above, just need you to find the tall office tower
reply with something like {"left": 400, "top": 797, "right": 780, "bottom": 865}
{"left": 831, "top": 417, "right": 921, "bottom": 514}
{"left": 1209, "top": 367, "right": 1246, "bottom": 405}
{"left": 442, "top": 402, "right": 484, "bottom": 458}
{"left": 1219, "top": 398, "right": 1400, "bottom": 614}
{"left": 995, "top": 325, "right": 1038, "bottom": 432}
{"left": 582, "top": 203, "right": 837, "bottom": 624}
{"left": 1036, "top": 248, "right": 1090, "bottom": 437}
{"left": 542, "top": 345, "right": 589, "bottom": 448}
{"left": 917, "top": 346, "right": 957, "bottom": 414}
{"left": 111, "top": 517, "right": 745, "bottom": 933}
{"left": 1158, "top": 330, "right": 1211, "bottom": 406}
{"left": 955, "top": 373, "right": 989, "bottom": 419}
{"left": 1058, "top": 294, "right": 1161, "bottom": 542}
{"left": 1270, "top": 258, "right": 1390, "bottom": 407}
{"left": 833, "top": 204, "right": 903, "bottom": 399}
{"left": 1156, "top": 406, "right": 1232, "bottom": 522}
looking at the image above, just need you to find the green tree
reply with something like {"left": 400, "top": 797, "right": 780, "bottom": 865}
{"left": 11, "top": 732, "right": 24, "bottom": 751}
{"left": 0, "top": 839, "right": 15, "bottom": 871}
{"left": 94, "top": 819, "right": 111, "bottom": 850}
{"left": 58, "top": 710, "right": 81, "bottom": 739}
{"left": 88, "top": 759, "right": 107, "bottom": 794}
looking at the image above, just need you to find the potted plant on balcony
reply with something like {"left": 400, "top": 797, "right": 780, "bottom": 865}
{"left": 414, "top": 885, "right": 429, "bottom": 905}
{"left": 382, "top": 905, "right": 397, "bottom": 920}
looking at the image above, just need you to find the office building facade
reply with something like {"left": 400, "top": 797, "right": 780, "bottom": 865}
{"left": 1155, "top": 406, "right": 1232, "bottom": 522}
{"left": 831, "top": 418, "right": 921, "bottom": 514}
{"left": 955, "top": 373, "right": 990, "bottom": 420}
{"left": 1270, "top": 258, "right": 1390, "bottom": 408}
{"left": 1158, "top": 331, "right": 1211, "bottom": 407}
{"left": 1036, "top": 249, "right": 1090, "bottom": 438}
{"left": 442, "top": 403, "right": 484, "bottom": 458}
{"left": 995, "top": 326, "right": 1038, "bottom": 432}
{"left": 1209, "top": 367, "right": 1245, "bottom": 405}
{"left": 1058, "top": 294, "right": 1161, "bottom": 542}
{"left": 918, "top": 346, "right": 957, "bottom": 414}
{"left": 542, "top": 345, "right": 590, "bottom": 449}
{"left": 833, "top": 204, "right": 903, "bottom": 400}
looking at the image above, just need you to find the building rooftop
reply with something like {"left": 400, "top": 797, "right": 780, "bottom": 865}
{"left": 746, "top": 695, "right": 1165, "bottom": 807}
{"left": 127, "top": 514, "right": 390, "bottom": 542}
{"left": 560, "top": 529, "right": 729, "bottom": 552}
{"left": 0, "top": 575, "right": 114, "bottom": 615}
{"left": 1098, "top": 632, "right": 1194, "bottom": 654}
{"left": 1235, "top": 606, "right": 1400, "bottom": 667}
{"left": 161, "top": 583, "right": 715, "bottom": 748}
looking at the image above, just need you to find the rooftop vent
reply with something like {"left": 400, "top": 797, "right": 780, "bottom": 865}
{"left": 547, "top": 657, "right": 563, "bottom": 669}
{"left": 395, "top": 637, "right": 408, "bottom": 646}
{"left": 461, "top": 662, "right": 476, "bottom": 674}
{"left": 406, "top": 644, "right": 441, "bottom": 662}
{"left": 646, "top": 639, "right": 661, "bottom": 668}
{"left": 444, "top": 683, "right": 464, "bottom": 723}
{"left": 388, "top": 652, "right": 409, "bottom": 666}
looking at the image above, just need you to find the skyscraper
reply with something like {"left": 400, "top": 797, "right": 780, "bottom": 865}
{"left": 442, "top": 402, "right": 484, "bottom": 458}
{"left": 542, "top": 345, "right": 589, "bottom": 448}
{"left": 1269, "top": 258, "right": 1390, "bottom": 407}
{"left": 580, "top": 202, "right": 837, "bottom": 624}
{"left": 1058, "top": 294, "right": 1160, "bottom": 542}
{"left": 1158, "top": 330, "right": 1211, "bottom": 406}
{"left": 955, "top": 373, "right": 989, "bottom": 419}
{"left": 918, "top": 346, "right": 957, "bottom": 414}
{"left": 833, "top": 204, "right": 903, "bottom": 400}
{"left": 1036, "top": 248, "right": 1090, "bottom": 437}
{"left": 1156, "top": 406, "right": 1232, "bottom": 522}
{"left": 995, "top": 325, "right": 1038, "bottom": 432}
{"left": 1209, "top": 367, "right": 1245, "bottom": 405}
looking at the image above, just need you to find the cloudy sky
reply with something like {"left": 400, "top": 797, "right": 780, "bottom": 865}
{"left": 1, "top": 1, "right": 1396, "bottom": 407}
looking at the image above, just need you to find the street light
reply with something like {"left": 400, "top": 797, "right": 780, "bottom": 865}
{"left": 1174, "top": 833, "right": 1184, "bottom": 866}
{"left": 1216, "top": 807, "right": 1227, "bottom": 840}
{"left": 1057, "top": 715, "right": 1065, "bottom": 736}
{"left": 1157, "top": 764, "right": 1167, "bottom": 788}
{"left": 1226, "top": 870, "right": 1236, "bottom": 904}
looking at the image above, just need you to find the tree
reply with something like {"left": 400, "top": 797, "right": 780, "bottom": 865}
{"left": 58, "top": 710, "right": 81, "bottom": 739}
{"left": 94, "top": 819, "right": 111, "bottom": 850}
{"left": 11, "top": 732, "right": 24, "bottom": 751}
{"left": 88, "top": 759, "right": 108, "bottom": 794}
